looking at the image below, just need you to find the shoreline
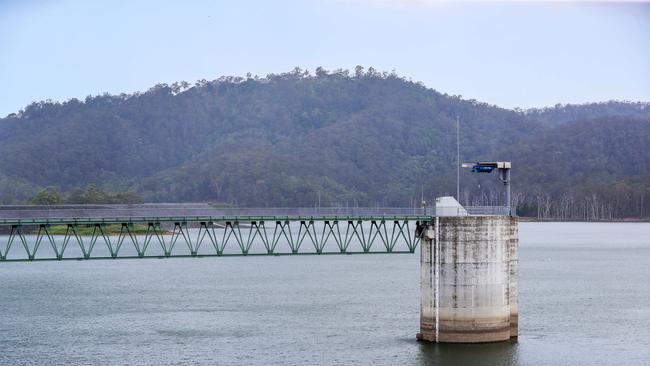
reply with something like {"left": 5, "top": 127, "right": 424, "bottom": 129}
{"left": 519, "top": 217, "right": 650, "bottom": 223}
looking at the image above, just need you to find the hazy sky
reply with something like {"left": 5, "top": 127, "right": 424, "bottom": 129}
{"left": 1, "top": 0, "right": 649, "bottom": 116}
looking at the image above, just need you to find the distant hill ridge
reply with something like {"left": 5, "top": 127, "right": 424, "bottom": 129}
{"left": 1, "top": 67, "right": 649, "bottom": 219}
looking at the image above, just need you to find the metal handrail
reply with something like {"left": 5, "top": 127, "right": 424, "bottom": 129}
{"left": 0, "top": 205, "right": 514, "bottom": 222}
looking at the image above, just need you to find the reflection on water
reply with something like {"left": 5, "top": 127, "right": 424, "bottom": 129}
{"left": 0, "top": 222, "right": 649, "bottom": 365}
{"left": 418, "top": 341, "right": 519, "bottom": 366}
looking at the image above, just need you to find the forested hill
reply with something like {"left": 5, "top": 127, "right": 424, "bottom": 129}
{"left": 1, "top": 67, "right": 649, "bottom": 220}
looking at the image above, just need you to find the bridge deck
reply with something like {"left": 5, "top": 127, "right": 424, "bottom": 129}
{"left": 0, "top": 215, "right": 432, "bottom": 226}
{"left": 0, "top": 205, "right": 436, "bottom": 225}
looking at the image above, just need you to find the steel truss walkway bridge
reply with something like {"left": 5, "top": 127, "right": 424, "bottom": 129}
{"left": 0, "top": 204, "right": 508, "bottom": 262}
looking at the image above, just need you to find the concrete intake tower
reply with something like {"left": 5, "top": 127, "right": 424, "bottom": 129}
{"left": 418, "top": 198, "right": 518, "bottom": 343}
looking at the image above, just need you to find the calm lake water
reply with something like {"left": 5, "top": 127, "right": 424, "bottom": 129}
{"left": 1, "top": 222, "right": 649, "bottom": 365}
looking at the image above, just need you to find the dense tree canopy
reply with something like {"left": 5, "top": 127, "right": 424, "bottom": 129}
{"left": 0, "top": 67, "right": 649, "bottom": 219}
{"left": 28, "top": 185, "right": 143, "bottom": 205}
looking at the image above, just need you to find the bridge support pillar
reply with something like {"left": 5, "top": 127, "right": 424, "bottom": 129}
{"left": 417, "top": 216, "right": 518, "bottom": 343}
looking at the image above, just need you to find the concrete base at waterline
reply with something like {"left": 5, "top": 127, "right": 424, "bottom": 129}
{"left": 418, "top": 216, "right": 518, "bottom": 343}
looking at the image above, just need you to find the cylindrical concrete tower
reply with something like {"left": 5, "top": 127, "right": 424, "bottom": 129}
{"left": 418, "top": 215, "right": 518, "bottom": 343}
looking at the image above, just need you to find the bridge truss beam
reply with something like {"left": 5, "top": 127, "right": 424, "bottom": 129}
{"left": 0, "top": 217, "right": 431, "bottom": 262}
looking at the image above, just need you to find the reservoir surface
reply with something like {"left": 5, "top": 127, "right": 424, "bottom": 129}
{"left": 1, "top": 222, "right": 649, "bottom": 365}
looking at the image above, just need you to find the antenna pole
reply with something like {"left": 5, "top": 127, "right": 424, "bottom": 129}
{"left": 421, "top": 184, "right": 425, "bottom": 214}
{"left": 421, "top": 184, "right": 424, "bottom": 204}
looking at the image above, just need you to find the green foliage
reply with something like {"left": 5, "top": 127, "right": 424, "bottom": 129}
{"left": 30, "top": 187, "right": 62, "bottom": 205}
{"left": 1, "top": 67, "right": 649, "bottom": 218}
{"left": 0, "top": 174, "right": 38, "bottom": 204}
{"left": 28, "top": 184, "right": 143, "bottom": 204}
